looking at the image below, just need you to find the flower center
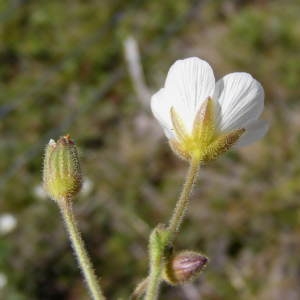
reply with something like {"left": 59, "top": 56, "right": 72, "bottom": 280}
{"left": 169, "top": 97, "right": 245, "bottom": 162}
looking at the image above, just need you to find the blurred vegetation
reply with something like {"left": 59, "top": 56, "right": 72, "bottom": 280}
{"left": 0, "top": 0, "right": 300, "bottom": 299}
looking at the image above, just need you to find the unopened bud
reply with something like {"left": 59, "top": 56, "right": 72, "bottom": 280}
{"left": 43, "top": 135, "right": 82, "bottom": 202}
{"left": 163, "top": 251, "right": 208, "bottom": 285}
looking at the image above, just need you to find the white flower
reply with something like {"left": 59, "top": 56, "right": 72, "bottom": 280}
{"left": 0, "top": 213, "right": 17, "bottom": 235}
{"left": 0, "top": 273, "right": 7, "bottom": 289}
{"left": 151, "top": 57, "right": 268, "bottom": 161}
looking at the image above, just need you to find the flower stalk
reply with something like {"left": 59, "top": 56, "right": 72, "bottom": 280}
{"left": 167, "top": 156, "right": 200, "bottom": 241}
{"left": 144, "top": 225, "right": 170, "bottom": 300}
{"left": 59, "top": 197, "right": 106, "bottom": 300}
{"left": 144, "top": 157, "right": 200, "bottom": 300}
{"left": 144, "top": 258, "right": 162, "bottom": 300}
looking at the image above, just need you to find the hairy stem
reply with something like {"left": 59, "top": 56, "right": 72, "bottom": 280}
{"left": 144, "top": 251, "right": 163, "bottom": 300}
{"left": 59, "top": 198, "right": 105, "bottom": 300}
{"left": 131, "top": 278, "right": 148, "bottom": 300}
{"left": 167, "top": 157, "right": 200, "bottom": 241}
{"left": 143, "top": 157, "right": 200, "bottom": 300}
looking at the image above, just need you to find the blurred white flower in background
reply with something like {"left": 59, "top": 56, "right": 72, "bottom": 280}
{"left": 81, "top": 177, "right": 94, "bottom": 197}
{"left": 0, "top": 213, "right": 17, "bottom": 235}
{"left": 0, "top": 273, "right": 7, "bottom": 289}
{"left": 33, "top": 184, "right": 48, "bottom": 200}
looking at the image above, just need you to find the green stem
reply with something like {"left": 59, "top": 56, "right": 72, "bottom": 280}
{"left": 131, "top": 277, "right": 148, "bottom": 300}
{"left": 143, "top": 157, "right": 200, "bottom": 300}
{"left": 144, "top": 249, "right": 163, "bottom": 300}
{"left": 59, "top": 198, "right": 105, "bottom": 300}
{"left": 167, "top": 157, "right": 200, "bottom": 241}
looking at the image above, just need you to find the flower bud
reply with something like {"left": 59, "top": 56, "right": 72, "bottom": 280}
{"left": 43, "top": 135, "right": 82, "bottom": 202}
{"left": 163, "top": 250, "right": 208, "bottom": 285}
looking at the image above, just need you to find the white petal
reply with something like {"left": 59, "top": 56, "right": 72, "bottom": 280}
{"left": 151, "top": 88, "right": 174, "bottom": 138}
{"left": 215, "top": 72, "right": 264, "bottom": 132}
{"left": 235, "top": 119, "right": 269, "bottom": 147}
{"left": 163, "top": 57, "right": 215, "bottom": 133}
{"left": 48, "top": 139, "right": 56, "bottom": 146}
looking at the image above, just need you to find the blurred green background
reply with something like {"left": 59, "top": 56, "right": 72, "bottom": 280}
{"left": 0, "top": 0, "right": 300, "bottom": 299}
